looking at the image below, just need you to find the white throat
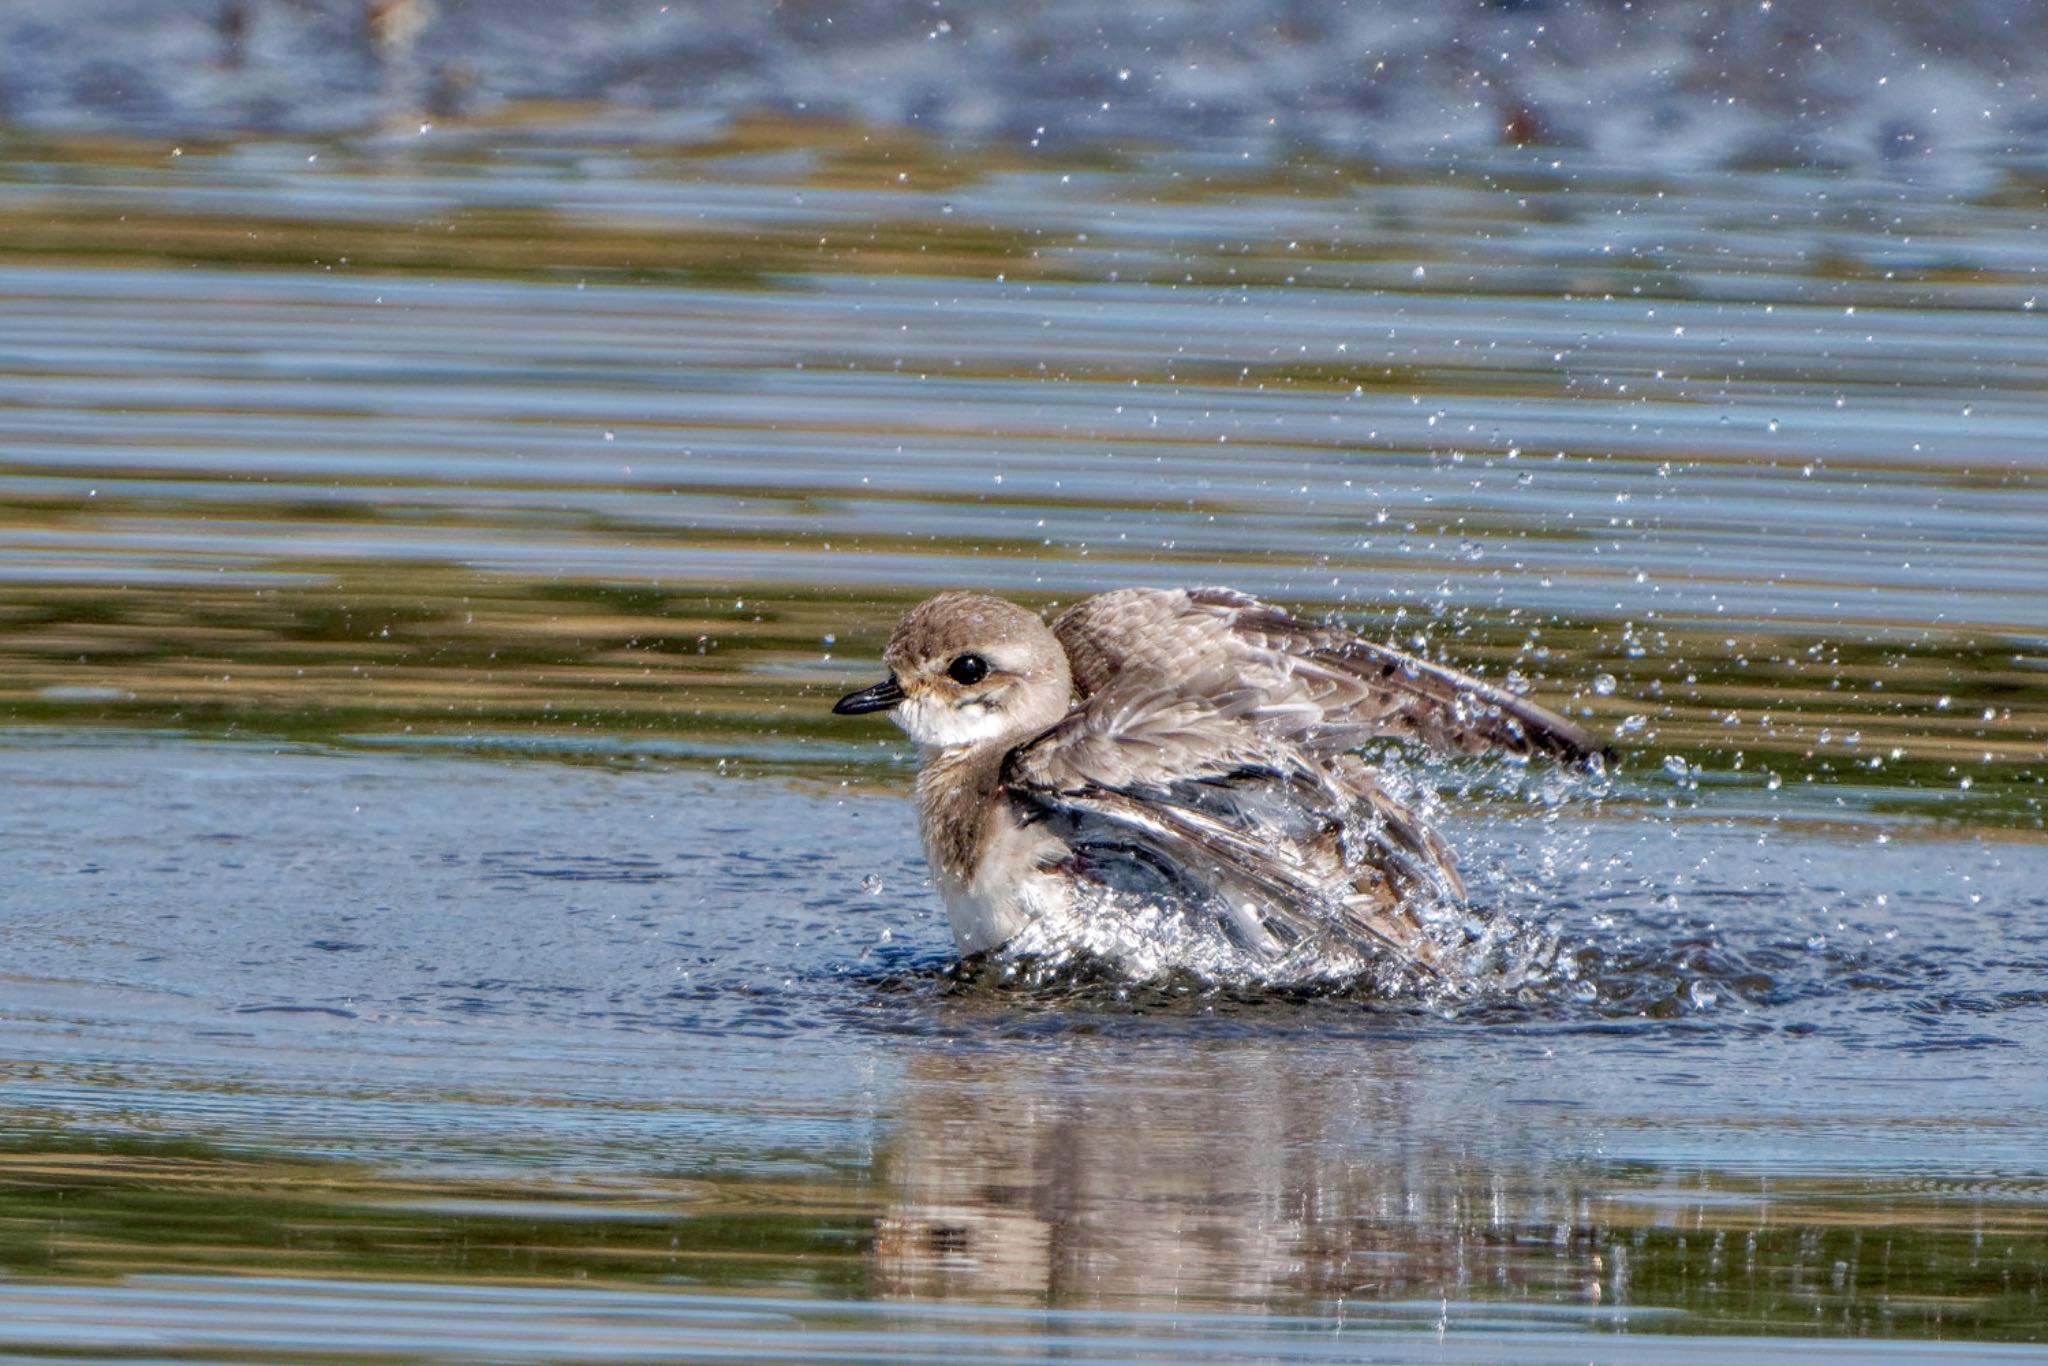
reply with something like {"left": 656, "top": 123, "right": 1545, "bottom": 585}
{"left": 892, "top": 693, "right": 1023, "bottom": 749}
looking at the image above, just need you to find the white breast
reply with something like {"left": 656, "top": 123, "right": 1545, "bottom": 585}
{"left": 925, "top": 814, "right": 1071, "bottom": 956}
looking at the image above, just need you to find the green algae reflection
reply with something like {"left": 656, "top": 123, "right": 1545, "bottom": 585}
{"left": 0, "top": 1133, "right": 2042, "bottom": 1341}
{"left": 1, "top": 570, "right": 2040, "bottom": 825}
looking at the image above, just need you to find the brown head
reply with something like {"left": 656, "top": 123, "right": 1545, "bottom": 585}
{"left": 833, "top": 592, "right": 1074, "bottom": 749}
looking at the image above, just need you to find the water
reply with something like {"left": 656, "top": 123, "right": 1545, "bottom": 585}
{"left": 9, "top": 0, "right": 2047, "bottom": 180}
{"left": 1, "top": 126, "right": 2045, "bottom": 1360}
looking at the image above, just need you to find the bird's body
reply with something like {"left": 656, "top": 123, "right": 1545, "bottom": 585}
{"left": 834, "top": 588, "right": 1606, "bottom": 972}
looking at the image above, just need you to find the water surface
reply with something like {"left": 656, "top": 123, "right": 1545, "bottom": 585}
{"left": 0, "top": 130, "right": 2044, "bottom": 1360}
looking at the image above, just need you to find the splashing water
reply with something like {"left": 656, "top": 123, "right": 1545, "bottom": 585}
{"left": 979, "top": 759, "right": 1592, "bottom": 1006}
{"left": 990, "top": 875, "right": 1576, "bottom": 1004}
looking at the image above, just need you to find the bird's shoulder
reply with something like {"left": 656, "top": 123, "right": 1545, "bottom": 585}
{"left": 1051, "top": 586, "right": 1294, "bottom": 699}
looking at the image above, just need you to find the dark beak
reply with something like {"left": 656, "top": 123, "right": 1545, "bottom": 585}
{"left": 833, "top": 676, "right": 905, "bottom": 715}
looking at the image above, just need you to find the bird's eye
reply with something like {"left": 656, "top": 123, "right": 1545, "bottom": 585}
{"left": 946, "top": 653, "right": 989, "bottom": 685}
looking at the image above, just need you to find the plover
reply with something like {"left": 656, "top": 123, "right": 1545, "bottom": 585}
{"left": 834, "top": 587, "right": 1606, "bottom": 973}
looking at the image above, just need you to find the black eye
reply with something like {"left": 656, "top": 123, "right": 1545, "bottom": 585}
{"left": 946, "top": 653, "right": 989, "bottom": 685}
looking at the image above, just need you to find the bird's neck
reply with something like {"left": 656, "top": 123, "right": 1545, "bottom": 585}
{"left": 914, "top": 742, "right": 1013, "bottom": 891}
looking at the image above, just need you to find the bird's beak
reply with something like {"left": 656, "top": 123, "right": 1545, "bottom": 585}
{"left": 833, "top": 676, "right": 905, "bottom": 715}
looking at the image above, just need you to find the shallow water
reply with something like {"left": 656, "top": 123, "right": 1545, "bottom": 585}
{"left": 0, "top": 130, "right": 2045, "bottom": 1359}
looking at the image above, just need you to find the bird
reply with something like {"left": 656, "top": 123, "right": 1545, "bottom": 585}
{"left": 832, "top": 587, "right": 1608, "bottom": 980}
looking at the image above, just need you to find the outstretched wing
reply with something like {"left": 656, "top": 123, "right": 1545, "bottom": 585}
{"left": 1004, "top": 672, "right": 1459, "bottom": 971}
{"left": 1053, "top": 587, "right": 1609, "bottom": 770}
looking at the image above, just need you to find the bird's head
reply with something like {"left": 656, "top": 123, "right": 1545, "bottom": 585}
{"left": 833, "top": 592, "right": 1073, "bottom": 750}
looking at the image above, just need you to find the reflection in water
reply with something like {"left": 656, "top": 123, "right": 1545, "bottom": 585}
{"left": 0, "top": 1071, "right": 2042, "bottom": 1351}
{"left": 874, "top": 1044, "right": 2048, "bottom": 1338}
{"left": 0, "top": 738, "right": 2043, "bottom": 1355}
{"left": 874, "top": 1043, "right": 1588, "bottom": 1309}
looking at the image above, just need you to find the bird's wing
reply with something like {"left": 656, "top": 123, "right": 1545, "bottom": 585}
{"left": 1052, "top": 586, "right": 1609, "bottom": 769}
{"left": 1003, "top": 673, "right": 1456, "bottom": 970}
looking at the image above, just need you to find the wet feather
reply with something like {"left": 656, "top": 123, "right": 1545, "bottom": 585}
{"left": 834, "top": 585, "right": 1606, "bottom": 974}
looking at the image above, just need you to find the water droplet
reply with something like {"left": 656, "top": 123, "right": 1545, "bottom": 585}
{"left": 1592, "top": 673, "right": 1617, "bottom": 696}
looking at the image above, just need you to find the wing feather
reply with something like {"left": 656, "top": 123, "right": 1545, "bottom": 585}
{"left": 1053, "top": 587, "right": 1609, "bottom": 769}
{"left": 1004, "top": 674, "right": 1452, "bottom": 973}
{"left": 1040, "top": 782, "right": 1438, "bottom": 970}
{"left": 991, "top": 585, "right": 1601, "bottom": 976}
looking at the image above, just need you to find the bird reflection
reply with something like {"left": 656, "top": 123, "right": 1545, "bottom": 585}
{"left": 870, "top": 1040, "right": 1609, "bottom": 1308}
